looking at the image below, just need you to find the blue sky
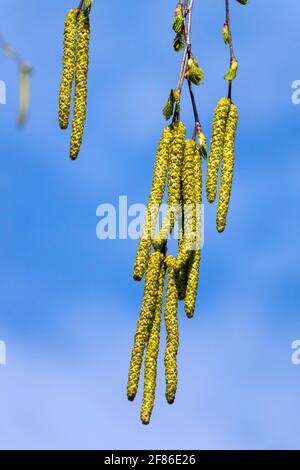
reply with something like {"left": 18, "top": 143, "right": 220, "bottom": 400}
{"left": 0, "top": 0, "right": 300, "bottom": 450}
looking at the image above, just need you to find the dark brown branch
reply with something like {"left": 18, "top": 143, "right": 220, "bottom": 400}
{"left": 173, "top": 0, "right": 203, "bottom": 135}
{"left": 78, "top": 0, "right": 84, "bottom": 12}
{"left": 225, "top": 0, "right": 236, "bottom": 100}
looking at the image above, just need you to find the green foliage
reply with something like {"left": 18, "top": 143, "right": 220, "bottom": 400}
{"left": 185, "top": 57, "right": 204, "bottom": 86}
{"left": 224, "top": 60, "right": 238, "bottom": 81}
{"left": 163, "top": 89, "right": 181, "bottom": 120}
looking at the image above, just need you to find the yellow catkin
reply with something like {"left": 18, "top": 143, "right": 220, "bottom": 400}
{"left": 185, "top": 146, "right": 202, "bottom": 319}
{"left": 70, "top": 12, "right": 90, "bottom": 160}
{"left": 59, "top": 9, "right": 78, "bottom": 130}
{"left": 164, "top": 266, "right": 179, "bottom": 405}
{"left": 127, "top": 251, "right": 164, "bottom": 401}
{"left": 140, "top": 261, "right": 166, "bottom": 425}
{"left": 153, "top": 121, "right": 186, "bottom": 250}
{"left": 175, "top": 140, "right": 197, "bottom": 271}
{"left": 217, "top": 104, "right": 239, "bottom": 233}
{"left": 206, "top": 97, "right": 231, "bottom": 203}
{"left": 18, "top": 64, "right": 31, "bottom": 128}
{"left": 163, "top": 140, "right": 198, "bottom": 301}
{"left": 133, "top": 127, "right": 173, "bottom": 281}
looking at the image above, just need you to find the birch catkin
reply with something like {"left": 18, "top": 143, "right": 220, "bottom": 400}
{"left": 127, "top": 251, "right": 164, "bottom": 401}
{"left": 127, "top": 0, "right": 245, "bottom": 424}
{"left": 59, "top": 9, "right": 78, "bottom": 130}
{"left": 133, "top": 127, "right": 172, "bottom": 281}
{"left": 185, "top": 146, "right": 202, "bottom": 319}
{"left": 153, "top": 121, "right": 186, "bottom": 250}
{"left": 217, "top": 104, "right": 239, "bottom": 233}
{"left": 206, "top": 97, "right": 231, "bottom": 203}
{"left": 176, "top": 140, "right": 197, "bottom": 270}
{"left": 70, "top": 12, "right": 90, "bottom": 160}
{"left": 140, "top": 261, "right": 166, "bottom": 425}
{"left": 18, "top": 64, "right": 31, "bottom": 128}
{"left": 164, "top": 265, "right": 179, "bottom": 404}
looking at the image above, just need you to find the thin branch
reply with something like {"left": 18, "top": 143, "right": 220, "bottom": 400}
{"left": 186, "top": 0, "right": 194, "bottom": 50}
{"left": 176, "top": 48, "right": 188, "bottom": 91}
{"left": 173, "top": 0, "right": 203, "bottom": 135}
{"left": 188, "top": 80, "right": 201, "bottom": 133}
{"left": 78, "top": 0, "right": 84, "bottom": 12}
{"left": 225, "top": 0, "right": 236, "bottom": 100}
{"left": 175, "top": 2, "right": 189, "bottom": 91}
{"left": 0, "top": 33, "right": 27, "bottom": 67}
{"left": 186, "top": 1, "right": 202, "bottom": 137}
{"left": 177, "top": 0, "right": 194, "bottom": 91}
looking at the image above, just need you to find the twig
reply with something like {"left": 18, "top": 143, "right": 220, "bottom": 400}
{"left": 225, "top": 0, "right": 236, "bottom": 100}
{"left": 0, "top": 33, "right": 26, "bottom": 67}
{"left": 186, "top": 1, "right": 202, "bottom": 137}
{"left": 78, "top": 0, "right": 84, "bottom": 12}
{"left": 188, "top": 80, "right": 201, "bottom": 136}
{"left": 173, "top": 0, "right": 203, "bottom": 136}
{"left": 175, "top": 1, "right": 189, "bottom": 91}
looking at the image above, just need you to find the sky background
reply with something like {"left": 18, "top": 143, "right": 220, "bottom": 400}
{"left": 0, "top": 0, "right": 300, "bottom": 450}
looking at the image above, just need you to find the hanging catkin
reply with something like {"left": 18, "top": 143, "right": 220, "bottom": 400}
{"left": 58, "top": 9, "right": 78, "bottom": 130}
{"left": 140, "top": 261, "right": 166, "bottom": 425}
{"left": 18, "top": 64, "right": 31, "bottom": 128}
{"left": 185, "top": 146, "right": 202, "bottom": 319}
{"left": 133, "top": 127, "right": 172, "bottom": 281}
{"left": 167, "top": 139, "right": 197, "bottom": 298}
{"left": 217, "top": 103, "right": 239, "bottom": 233}
{"left": 164, "top": 263, "right": 179, "bottom": 404}
{"left": 70, "top": 12, "right": 90, "bottom": 160}
{"left": 127, "top": 251, "right": 164, "bottom": 401}
{"left": 175, "top": 139, "right": 197, "bottom": 270}
{"left": 153, "top": 121, "right": 186, "bottom": 250}
{"left": 127, "top": 0, "right": 246, "bottom": 425}
{"left": 206, "top": 97, "right": 231, "bottom": 203}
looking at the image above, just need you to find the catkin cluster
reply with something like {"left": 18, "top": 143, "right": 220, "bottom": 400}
{"left": 206, "top": 98, "right": 239, "bottom": 232}
{"left": 58, "top": 8, "right": 90, "bottom": 160}
{"left": 128, "top": 124, "right": 203, "bottom": 424}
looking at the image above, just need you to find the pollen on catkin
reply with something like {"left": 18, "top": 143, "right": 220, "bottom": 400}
{"left": 133, "top": 126, "right": 173, "bottom": 282}
{"left": 175, "top": 140, "right": 197, "bottom": 271}
{"left": 127, "top": 251, "right": 164, "bottom": 402}
{"left": 140, "top": 261, "right": 166, "bottom": 425}
{"left": 70, "top": 12, "right": 90, "bottom": 160}
{"left": 185, "top": 146, "right": 202, "bottom": 319}
{"left": 217, "top": 104, "right": 239, "bottom": 233}
{"left": 206, "top": 97, "right": 231, "bottom": 203}
{"left": 153, "top": 121, "right": 186, "bottom": 250}
{"left": 58, "top": 9, "right": 78, "bottom": 130}
{"left": 164, "top": 266, "right": 179, "bottom": 405}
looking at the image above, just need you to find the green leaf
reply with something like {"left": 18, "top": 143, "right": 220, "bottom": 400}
{"left": 198, "top": 132, "right": 207, "bottom": 159}
{"left": 173, "top": 89, "right": 181, "bottom": 117}
{"left": 185, "top": 57, "right": 204, "bottom": 86}
{"left": 222, "top": 23, "right": 230, "bottom": 44}
{"left": 173, "top": 4, "right": 184, "bottom": 33}
{"left": 173, "top": 33, "right": 184, "bottom": 52}
{"left": 224, "top": 60, "right": 238, "bottom": 81}
{"left": 83, "top": 0, "right": 93, "bottom": 15}
{"left": 163, "top": 90, "right": 175, "bottom": 120}
{"left": 162, "top": 89, "right": 181, "bottom": 120}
